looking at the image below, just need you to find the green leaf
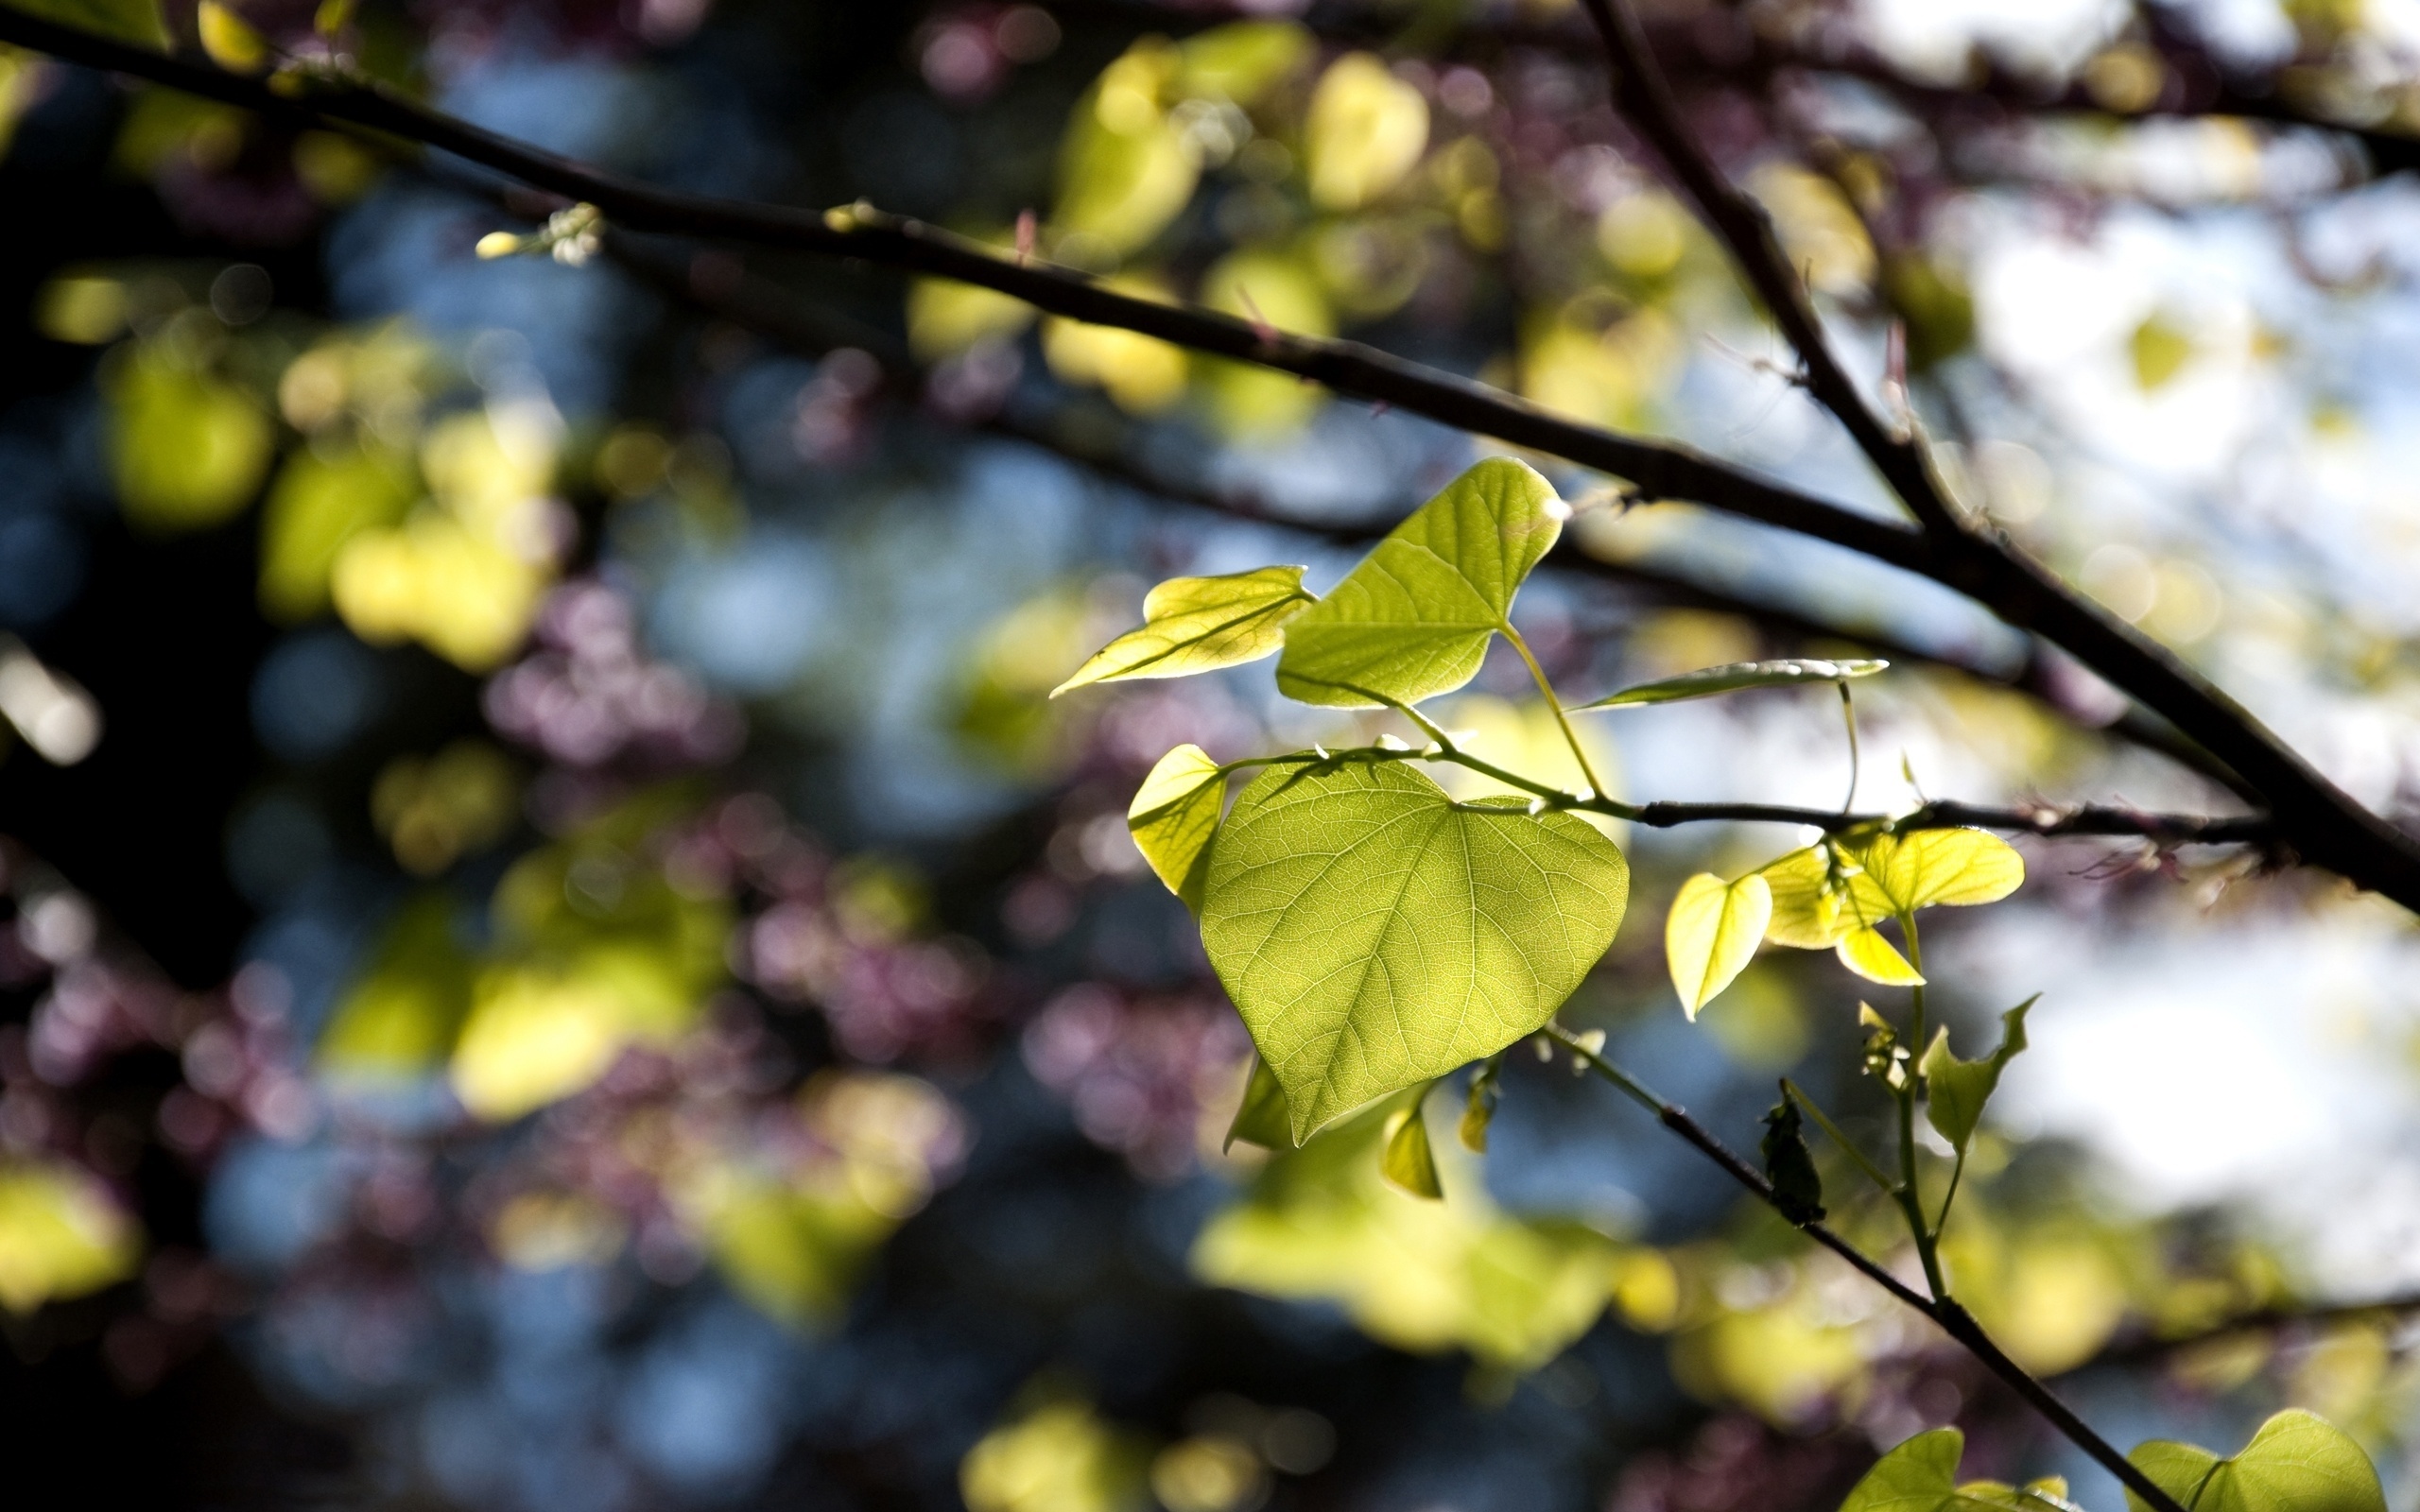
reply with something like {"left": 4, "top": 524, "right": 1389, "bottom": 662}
{"left": 1224, "top": 1055, "right": 1294, "bottom": 1151}
{"left": 1759, "top": 1096, "right": 1824, "bottom": 1224}
{"left": 5, "top": 0, "right": 171, "bottom": 48}
{"left": 1841, "top": 1428, "right": 2084, "bottom": 1512}
{"left": 1761, "top": 846, "right": 1848, "bottom": 948}
{"left": 1837, "top": 925, "right": 1923, "bottom": 986}
{"left": 1126, "top": 743, "right": 1226, "bottom": 911}
{"left": 1052, "top": 566, "right": 1314, "bottom": 696}
{"left": 1919, "top": 995, "right": 2036, "bottom": 1156}
{"left": 1459, "top": 1062, "right": 1499, "bottom": 1153}
{"left": 2126, "top": 1409, "right": 2386, "bottom": 1512}
{"left": 1201, "top": 759, "right": 1628, "bottom": 1142}
{"left": 1666, "top": 871, "right": 1772, "bottom": 1017}
{"left": 1275, "top": 457, "right": 1564, "bottom": 709}
{"left": 1842, "top": 830, "right": 2025, "bottom": 918}
{"left": 1577, "top": 658, "right": 1888, "bottom": 710}
{"left": 1381, "top": 1097, "right": 1443, "bottom": 1199}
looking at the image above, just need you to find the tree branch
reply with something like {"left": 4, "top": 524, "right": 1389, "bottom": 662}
{"left": 1542, "top": 1023, "right": 2193, "bottom": 1512}
{"left": 4, "top": 12, "right": 2410, "bottom": 907}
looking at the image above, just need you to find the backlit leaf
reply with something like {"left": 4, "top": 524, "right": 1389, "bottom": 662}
{"left": 1837, "top": 925, "right": 1923, "bottom": 986}
{"left": 1127, "top": 743, "right": 1227, "bottom": 911}
{"left": 1920, "top": 995, "right": 2035, "bottom": 1156}
{"left": 1841, "top": 1428, "right": 2084, "bottom": 1512}
{"left": 1275, "top": 458, "right": 1564, "bottom": 709}
{"left": 1578, "top": 658, "right": 1887, "bottom": 710}
{"left": 1224, "top": 1055, "right": 1293, "bottom": 1151}
{"left": 1460, "top": 1064, "right": 1499, "bottom": 1153}
{"left": 2125, "top": 1409, "right": 2385, "bottom": 1512}
{"left": 1201, "top": 759, "right": 1628, "bottom": 1142}
{"left": 1382, "top": 1099, "right": 1443, "bottom": 1199}
{"left": 107, "top": 343, "right": 274, "bottom": 533}
{"left": 258, "top": 439, "right": 417, "bottom": 622}
{"left": 1054, "top": 566, "right": 1313, "bottom": 696}
{"left": 1177, "top": 19, "right": 1311, "bottom": 104}
{"left": 1843, "top": 829, "right": 2025, "bottom": 917}
{"left": 1760, "top": 846, "right": 1847, "bottom": 949}
{"left": 5, "top": 0, "right": 170, "bottom": 48}
{"left": 0, "top": 1159, "right": 139, "bottom": 1314}
{"left": 1666, "top": 871, "right": 1772, "bottom": 1017}
{"left": 1305, "top": 53, "right": 1428, "bottom": 211}
{"left": 1055, "top": 39, "right": 1197, "bottom": 259}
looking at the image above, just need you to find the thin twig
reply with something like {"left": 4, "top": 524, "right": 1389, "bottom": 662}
{"left": 3, "top": 11, "right": 2410, "bottom": 905}
{"left": 1542, "top": 1023, "right": 2192, "bottom": 1512}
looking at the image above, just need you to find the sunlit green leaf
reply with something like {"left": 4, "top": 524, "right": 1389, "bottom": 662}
{"left": 1276, "top": 457, "right": 1564, "bottom": 709}
{"left": 1759, "top": 1096, "right": 1824, "bottom": 1224}
{"left": 5, "top": 0, "right": 170, "bottom": 49}
{"left": 1920, "top": 995, "right": 2036, "bottom": 1156}
{"left": 1055, "top": 566, "right": 1314, "bottom": 696}
{"left": 0, "top": 1159, "right": 140, "bottom": 1314}
{"left": 1201, "top": 759, "right": 1628, "bottom": 1141}
{"left": 1177, "top": 19, "right": 1312, "bottom": 104}
{"left": 2125, "top": 1409, "right": 2386, "bottom": 1512}
{"left": 259, "top": 439, "right": 417, "bottom": 622}
{"left": 1837, "top": 925, "right": 1923, "bottom": 986}
{"left": 108, "top": 343, "right": 275, "bottom": 533}
{"left": 1055, "top": 38, "right": 1198, "bottom": 259}
{"left": 1841, "top": 1428, "right": 2084, "bottom": 1512}
{"left": 1460, "top": 1063, "right": 1499, "bottom": 1153}
{"left": 319, "top": 892, "right": 475, "bottom": 1075}
{"left": 1127, "top": 743, "right": 1227, "bottom": 911}
{"left": 1382, "top": 1098, "right": 1443, "bottom": 1199}
{"left": 1760, "top": 846, "right": 1847, "bottom": 948}
{"left": 1577, "top": 658, "right": 1887, "bottom": 710}
{"left": 1842, "top": 829, "right": 2025, "bottom": 918}
{"left": 1224, "top": 1055, "right": 1292, "bottom": 1152}
{"left": 1666, "top": 871, "right": 1772, "bottom": 1017}
{"left": 1304, "top": 52, "right": 1428, "bottom": 211}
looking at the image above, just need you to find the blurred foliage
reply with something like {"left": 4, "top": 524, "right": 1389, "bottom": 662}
{"left": 0, "top": 1160, "right": 138, "bottom": 1313}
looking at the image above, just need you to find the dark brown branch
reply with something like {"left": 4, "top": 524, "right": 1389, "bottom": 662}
{"left": 1543, "top": 1024, "right": 2191, "bottom": 1512}
{"left": 2078, "top": 1290, "right": 2420, "bottom": 1373}
{"left": 3, "top": 11, "right": 2411, "bottom": 907}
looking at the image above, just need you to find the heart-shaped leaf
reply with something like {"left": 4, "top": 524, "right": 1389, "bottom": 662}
{"left": 2126, "top": 1410, "right": 2386, "bottom": 1512}
{"left": 1667, "top": 871, "right": 1772, "bottom": 1016}
{"left": 1054, "top": 565, "right": 1314, "bottom": 696}
{"left": 1841, "top": 1428, "right": 2084, "bottom": 1512}
{"left": 1127, "top": 743, "right": 1226, "bottom": 910}
{"left": 1201, "top": 759, "right": 1628, "bottom": 1141}
{"left": 1842, "top": 830, "right": 2025, "bottom": 918}
{"left": 1577, "top": 657, "right": 1889, "bottom": 710}
{"left": 1920, "top": 995, "right": 2035, "bottom": 1155}
{"left": 1838, "top": 924, "right": 1924, "bottom": 986}
{"left": 1275, "top": 457, "right": 1564, "bottom": 708}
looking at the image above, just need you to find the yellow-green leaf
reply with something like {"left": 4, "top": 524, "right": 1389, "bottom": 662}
{"left": 1275, "top": 457, "right": 1564, "bottom": 710}
{"left": 1843, "top": 829, "right": 2025, "bottom": 917}
{"left": 1201, "top": 759, "right": 1627, "bottom": 1142}
{"left": 5, "top": 0, "right": 170, "bottom": 49}
{"left": 2126, "top": 1409, "right": 2385, "bottom": 1512}
{"left": 1224, "top": 1055, "right": 1293, "bottom": 1151}
{"left": 1177, "top": 19, "right": 1311, "bottom": 105}
{"left": 1578, "top": 658, "right": 1887, "bottom": 710}
{"left": 1760, "top": 846, "right": 1847, "bottom": 948}
{"left": 1920, "top": 995, "right": 2034, "bottom": 1155}
{"left": 1054, "top": 566, "right": 1313, "bottom": 696}
{"left": 1837, "top": 925, "right": 1923, "bottom": 986}
{"left": 1665, "top": 871, "right": 1772, "bottom": 1017}
{"left": 1841, "top": 1427, "right": 2086, "bottom": 1512}
{"left": 1127, "top": 743, "right": 1226, "bottom": 911}
{"left": 1304, "top": 52, "right": 1428, "bottom": 211}
{"left": 1381, "top": 1099, "right": 1443, "bottom": 1199}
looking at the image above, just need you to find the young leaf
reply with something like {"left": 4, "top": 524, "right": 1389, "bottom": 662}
{"left": 1459, "top": 1061, "right": 1499, "bottom": 1153}
{"left": 1201, "top": 759, "right": 1629, "bottom": 1142}
{"left": 1919, "top": 995, "right": 2037, "bottom": 1156}
{"left": 1275, "top": 457, "right": 1564, "bottom": 708}
{"left": 1127, "top": 743, "right": 1226, "bottom": 912}
{"left": 1381, "top": 1098, "right": 1443, "bottom": 1199}
{"left": 1759, "top": 1096, "right": 1824, "bottom": 1224}
{"left": 1053, "top": 565, "right": 1314, "bottom": 696}
{"left": 1841, "top": 1428, "right": 2083, "bottom": 1512}
{"left": 1760, "top": 847, "right": 1849, "bottom": 948}
{"left": 1841, "top": 829, "right": 2025, "bottom": 918}
{"left": 1576, "top": 657, "right": 1888, "bottom": 710}
{"left": 2125, "top": 1409, "right": 2386, "bottom": 1512}
{"left": 1224, "top": 1055, "right": 1294, "bottom": 1151}
{"left": 1837, "top": 925, "right": 1924, "bottom": 986}
{"left": 1666, "top": 872, "right": 1772, "bottom": 1017}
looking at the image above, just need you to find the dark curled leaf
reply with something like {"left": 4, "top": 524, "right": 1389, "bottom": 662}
{"left": 1224, "top": 1056, "right": 1294, "bottom": 1151}
{"left": 1459, "top": 1062, "right": 1500, "bottom": 1153}
{"left": 1760, "top": 1094, "right": 1824, "bottom": 1224}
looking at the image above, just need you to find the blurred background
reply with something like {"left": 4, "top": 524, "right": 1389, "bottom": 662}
{"left": 6, "top": 0, "right": 2420, "bottom": 1507}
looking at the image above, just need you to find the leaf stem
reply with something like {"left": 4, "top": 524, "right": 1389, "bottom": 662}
{"left": 1779, "top": 1078, "right": 1895, "bottom": 1195}
{"left": 1894, "top": 913, "right": 1949, "bottom": 1298}
{"left": 1839, "top": 679, "right": 1860, "bottom": 815}
{"left": 1504, "top": 625, "right": 1609, "bottom": 803}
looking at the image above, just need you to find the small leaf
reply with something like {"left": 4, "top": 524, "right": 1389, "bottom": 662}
{"left": 1841, "top": 1428, "right": 2083, "bottom": 1512}
{"left": 1224, "top": 1055, "right": 1294, "bottom": 1151}
{"left": 1381, "top": 1098, "right": 1443, "bottom": 1199}
{"left": 1919, "top": 995, "right": 2036, "bottom": 1156}
{"left": 1666, "top": 871, "right": 1772, "bottom": 1017}
{"left": 1053, "top": 565, "right": 1314, "bottom": 696}
{"left": 1577, "top": 658, "right": 1888, "bottom": 710}
{"left": 2125, "top": 1409, "right": 2386, "bottom": 1512}
{"left": 1127, "top": 744, "right": 1226, "bottom": 912}
{"left": 1837, "top": 925, "right": 1924, "bottom": 986}
{"left": 1759, "top": 1096, "right": 1824, "bottom": 1224}
{"left": 1760, "top": 847, "right": 1848, "bottom": 948}
{"left": 1201, "top": 759, "right": 1628, "bottom": 1142}
{"left": 1275, "top": 457, "right": 1564, "bottom": 709}
{"left": 9, "top": 0, "right": 171, "bottom": 49}
{"left": 1459, "top": 1063, "right": 1499, "bottom": 1153}
{"left": 1843, "top": 829, "right": 2024, "bottom": 917}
